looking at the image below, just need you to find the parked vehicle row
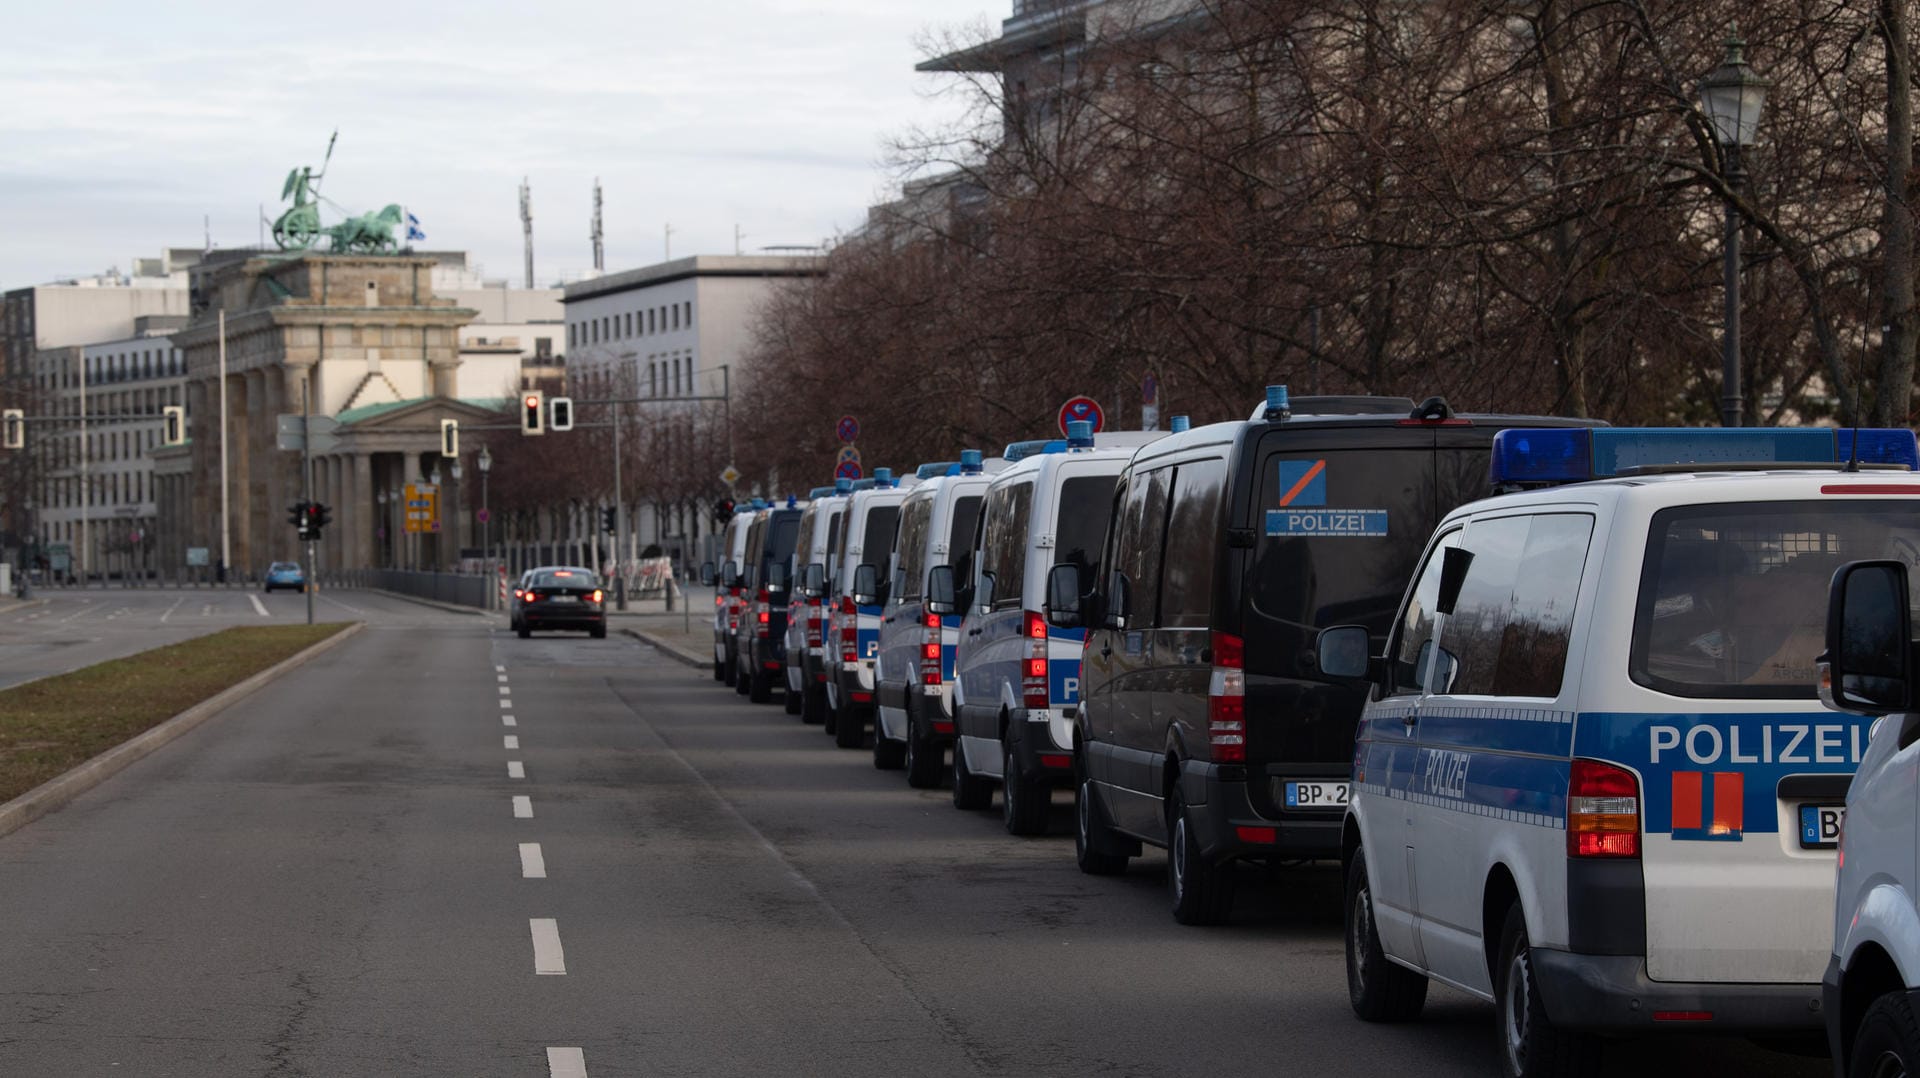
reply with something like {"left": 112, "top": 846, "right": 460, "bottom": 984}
{"left": 698, "top": 390, "right": 1920, "bottom": 1078}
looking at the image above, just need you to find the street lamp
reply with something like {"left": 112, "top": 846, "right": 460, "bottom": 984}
{"left": 477, "top": 445, "right": 492, "bottom": 573}
{"left": 1698, "top": 30, "right": 1771, "bottom": 428}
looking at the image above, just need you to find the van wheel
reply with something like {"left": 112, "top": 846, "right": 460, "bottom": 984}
{"left": 783, "top": 678, "right": 803, "bottom": 714}
{"left": 1345, "top": 851, "right": 1427, "bottom": 1021}
{"left": 1498, "top": 902, "right": 1599, "bottom": 1078}
{"left": 1003, "top": 740, "right": 1049, "bottom": 836}
{"left": 1168, "top": 787, "right": 1233, "bottom": 925}
{"left": 952, "top": 741, "right": 991, "bottom": 810}
{"left": 1852, "top": 992, "right": 1920, "bottom": 1078}
{"left": 873, "top": 724, "right": 905, "bottom": 770}
{"left": 723, "top": 652, "right": 738, "bottom": 687}
{"left": 836, "top": 700, "right": 866, "bottom": 749}
{"left": 713, "top": 657, "right": 726, "bottom": 682}
{"left": 516, "top": 625, "right": 531, "bottom": 640}
{"left": 904, "top": 702, "right": 943, "bottom": 788}
{"left": 734, "top": 657, "right": 751, "bottom": 695}
{"left": 1074, "top": 756, "right": 1130, "bottom": 876}
{"left": 807, "top": 684, "right": 829, "bottom": 727}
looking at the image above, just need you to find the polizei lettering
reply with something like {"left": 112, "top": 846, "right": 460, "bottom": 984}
{"left": 1421, "top": 749, "right": 1470, "bottom": 799}
{"left": 1648, "top": 721, "right": 1866, "bottom": 767}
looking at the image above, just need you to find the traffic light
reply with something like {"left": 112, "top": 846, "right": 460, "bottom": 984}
{"left": 440, "top": 418, "right": 459, "bottom": 457}
{"left": 1, "top": 408, "right": 21, "bottom": 450}
{"left": 162, "top": 405, "right": 185, "bottom": 446}
{"left": 297, "top": 502, "right": 328, "bottom": 541}
{"left": 550, "top": 396, "right": 574, "bottom": 432}
{"left": 288, "top": 500, "right": 311, "bottom": 540}
{"left": 601, "top": 506, "right": 617, "bottom": 533}
{"left": 712, "top": 498, "right": 735, "bottom": 523}
{"left": 521, "top": 391, "right": 545, "bottom": 436}
{"left": 314, "top": 504, "right": 332, "bottom": 530}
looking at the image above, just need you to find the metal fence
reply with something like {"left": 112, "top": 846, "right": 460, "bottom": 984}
{"left": 331, "top": 569, "right": 493, "bottom": 610}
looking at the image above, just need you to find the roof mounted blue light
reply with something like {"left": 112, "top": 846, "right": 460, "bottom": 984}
{"left": 786, "top": 494, "right": 798, "bottom": 508}
{"left": 1489, "top": 427, "right": 1920, "bottom": 486}
{"left": 873, "top": 467, "right": 894, "bottom": 487}
{"left": 959, "top": 449, "right": 984, "bottom": 474}
{"left": 750, "top": 497, "right": 768, "bottom": 510}
{"left": 915, "top": 462, "right": 957, "bottom": 480}
{"left": 1169, "top": 415, "right": 1190, "bottom": 434}
{"left": 834, "top": 478, "right": 853, "bottom": 494}
{"left": 1264, "top": 384, "right": 1292, "bottom": 422}
{"left": 808, "top": 486, "right": 835, "bottom": 499}
{"left": 1002, "top": 439, "right": 1053, "bottom": 462}
{"left": 1042, "top": 439, "right": 1068, "bottom": 454}
{"left": 1065, "top": 420, "right": 1094, "bottom": 448}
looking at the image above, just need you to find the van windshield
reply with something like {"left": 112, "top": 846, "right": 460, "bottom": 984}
{"left": 1632, "top": 502, "right": 1920, "bottom": 699}
{"left": 1055, "top": 475, "right": 1118, "bottom": 576}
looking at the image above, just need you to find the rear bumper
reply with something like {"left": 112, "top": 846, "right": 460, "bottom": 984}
{"left": 1182, "top": 761, "right": 1343, "bottom": 862}
{"left": 1007, "top": 715, "right": 1075, "bottom": 785}
{"left": 1533, "top": 950, "right": 1824, "bottom": 1034}
{"left": 524, "top": 609, "right": 606, "bottom": 630}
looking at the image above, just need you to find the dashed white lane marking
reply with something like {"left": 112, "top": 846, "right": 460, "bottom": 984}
{"left": 504, "top": 735, "right": 520, "bottom": 749}
{"left": 497, "top": 674, "right": 509, "bottom": 683}
{"left": 247, "top": 593, "right": 269, "bottom": 617}
{"left": 519, "top": 842, "right": 547, "bottom": 878}
{"left": 496, "top": 664, "right": 505, "bottom": 673}
{"left": 199, "top": 603, "right": 212, "bottom": 617}
{"left": 512, "top": 796, "right": 533, "bottom": 818}
{"left": 499, "top": 686, "right": 511, "bottom": 696}
{"left": 529, "top": 919, "right": 566, "bottom": 975}
{"left": 499, "top": 699, "right": 512, "bottom": 709}
{"left": 547, "top": 1047, "right": 587, "bottom": 1077}
{"left": 502, "top": 715, "right": 517, "bottom": 727}
{"left": 507, "top": 761, "right": 525, "bottom": 779}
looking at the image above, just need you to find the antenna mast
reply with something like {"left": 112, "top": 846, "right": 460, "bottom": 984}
{"left": 518, "top": 177, "right": 534, "bottom": 289}
{"left": 591, "top": 178, "right": 605, "bottom": 273}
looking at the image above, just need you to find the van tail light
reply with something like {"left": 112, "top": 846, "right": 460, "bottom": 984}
{"left": 1022, "top": 610, "right": 1049, "bottom": 709}
{"left": 756, "top": 588, "right": 771, "bottom": 637}
{"left": 1568, "top": 759, "right": 1640, "bottom": 858}
{"left": 805, "top": 595, "right": 823, "bottom": 648}
{"left": 1207, "top": 631, "right": 1246, "bottom": 763}
{"left": 922, "top": 612, "right": 942, "bottom": 685}
{"left": 840, "top": 595, "right": 859, "bottom": 663}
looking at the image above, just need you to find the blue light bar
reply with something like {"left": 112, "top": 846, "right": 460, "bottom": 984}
{"left": 786, "top": 495, "right": 798, "bottom": 508}
{"left": 1066, "top": 421, "right": 1094, "bottom": 448}
{"left": 1490, "top": 427, "right": 1920, "bottom": 486}
{"left": 873, "top": 467, "right": 894, "bottom": 487}
{"left": 1042, "top": 440, "right": 1067, "bottom": 454}
{"left": 750, "top": 497, "right": 768, "bottom": 510}
{"left": 1265, "top": 384, "right": 1291, "bottom": 421}
{"left": 1002, "top": 439, "right": 1052, "bottom": 462}
{"left": 915, "top": 462, "right": 956, "bottom": 480}
{"left": 959, "top": 449, "right": 984, "bottom": 474}
{"left": 1169, "top": 415, "right": 1190, "bottom": 433}
{"left": 834, "top": 478, "right": 853, "bottom": 494}
{"left": 809, "top": 486, "right": 835, "bottom": 499}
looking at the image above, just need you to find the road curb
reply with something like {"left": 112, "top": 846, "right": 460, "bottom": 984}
{"left": 619, "top": 627, "right": 707, "bottom": 670}
{"left": 0, "top": 621, "right": 368, "bottom": 841}
{"left": 360, "top": 588, "right": 491, "bottom": 618}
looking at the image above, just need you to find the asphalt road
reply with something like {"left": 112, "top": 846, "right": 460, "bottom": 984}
{"left": 0, "top": 604, "right": 1829, "bottom": 1076}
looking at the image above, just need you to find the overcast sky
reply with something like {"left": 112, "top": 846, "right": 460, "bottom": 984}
{"left": 0, "top": 0, "right": 1000, "bottom": 290}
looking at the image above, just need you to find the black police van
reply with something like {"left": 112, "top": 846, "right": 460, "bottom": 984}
{"left": 1047, "top": 387, "right": 1599, "bottom": 925}
{"left": 732, "top": 501, "right": 806, "bottom": 703}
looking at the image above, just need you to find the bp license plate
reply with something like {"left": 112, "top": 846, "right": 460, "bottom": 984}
{"left": 549, "top": 594, "right": 577, "bottom": 603}
{"left": 1284, "top": 780, "right": 1349, "bottom": 809}
{"left": 1799, "top": 804, "right": 1844, "bottom": 849}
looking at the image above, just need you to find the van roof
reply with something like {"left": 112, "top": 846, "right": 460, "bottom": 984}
{"left": 1128, "top": 411, "right": 1600, "bottom": 467}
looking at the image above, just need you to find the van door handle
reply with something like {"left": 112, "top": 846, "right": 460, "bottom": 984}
{"left": 967, "top": 628, "right": 981, "bottom": 636}
{"left": 1100, "top": 641, "right": 1113, "bottom": 658}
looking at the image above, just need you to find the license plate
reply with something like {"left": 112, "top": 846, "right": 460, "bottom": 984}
{"left": 549, "top": 595, "right": 577, "bottom": 603}
{"left": 1799, "top": 803, "right": 1844, "bottom": 849}
{"left": 1284, "top": 780, "right": 1349, "bottom": 809}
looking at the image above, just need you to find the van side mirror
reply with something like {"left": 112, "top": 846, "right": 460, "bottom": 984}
{"left": 1104, "top": 571, "right": 1131, "bottom": 630}
{"left": 727, "top": 561, "right": 745, "bottom": 589}
{"left": 1047, "top": 564, "right": 1082, "bottom": 628}
{"left": 1821, "top": 560, "right": 1916, "bottom": 716}
{"left": 852, "top": 563, "right": 881, "bottom": 607}
{"left": 767, "top": 562, "right": 790, "bottom": 593}
{"left": 926, "top": 565, "right": 957, "bottom": 615}
{"left": 1316, "top": 625, "right": 1374, "bottom": 680}
{"left": 699, "top": 561, "right": 715, "bottom": 586}
{"left": 801, "top": 562, "right": 825, "bottom": 599}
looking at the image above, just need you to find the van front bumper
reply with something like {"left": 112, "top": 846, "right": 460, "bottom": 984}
{"left": 1534, "top": 950, "right": 1823, "bottom": 1033}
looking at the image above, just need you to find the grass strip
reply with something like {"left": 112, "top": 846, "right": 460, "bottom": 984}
{"left": 0, "top": 623, "right": 349, "bottom": 803}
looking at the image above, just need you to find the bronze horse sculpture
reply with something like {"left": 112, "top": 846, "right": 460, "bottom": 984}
{"left": 326, "top": 204, "right": 404, "bottom": 254}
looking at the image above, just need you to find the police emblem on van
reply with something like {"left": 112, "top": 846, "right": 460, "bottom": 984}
{"left": 1267, "top": 460, "right": 1389, "bottom": 536}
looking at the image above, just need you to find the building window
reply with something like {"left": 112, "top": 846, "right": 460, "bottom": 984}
{"left": 647, "top": 309, "right": 654, "bottom": 334}
{"left": 684, "top": 301, "right": 692, "bottom": 327}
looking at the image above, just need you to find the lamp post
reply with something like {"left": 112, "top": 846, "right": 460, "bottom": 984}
{"left": 1698, "top": 31, "right": 1772, "bottom": 428}
{"left": 477, "top": 445, "right": 492, "bottom": 573}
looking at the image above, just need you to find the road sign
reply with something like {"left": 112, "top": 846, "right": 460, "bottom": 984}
{"left": 477, "top": 508, "right": 490, "bottom": 524}
{"left": 186, "top": 546, "right": 209, "bottom": 567}
{"left": 403, "top": 483, "right": 440, "bottom": 535}
{"left": 835, "top": 459, "right": 863, "bottom": 481}
{"left": 720, "top": 465, "right": 741, "bottom": 487}
{"left": 836, "top": 445, "right": 862, "bottom": 465}
{"left": 1058, "top": 396, "right": 1106, "bottom": 435}
{"left": 276, "top": 414, "right": 341, "bottom": 453}
{"left": 836, "top": 415, "right": 860, "bottom": 444}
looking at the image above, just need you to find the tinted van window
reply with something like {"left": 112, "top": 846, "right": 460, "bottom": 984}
{"left": 948, "top": 495, "right": 984, "bottom": 591}
{"left": 1445, "top": 514, "right": 1594, "bottom": 698}
{"left": 1392, "top": 530, "right": 1461, "bottom": 694}
{"left": 981, "top": 482, "right": 1033, "bottom": 611}
{"left": 1158, "top": 460, "right": 1228, "bottom": 628}
{"left": 1054, "top": 474, "right": 1118, "bottom": 578}
{"left": 1110, "top": 469, "right": 1170, "bottom": 629}
{"left": 763, "top": 515, "right": 800, "bottom": 575}
{"left": 863, "top": 505, "right": 900, "bottom": 566}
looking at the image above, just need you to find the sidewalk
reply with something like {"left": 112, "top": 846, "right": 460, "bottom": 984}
{"left": 611, "top": 580, "right": 716, "bottom": 668}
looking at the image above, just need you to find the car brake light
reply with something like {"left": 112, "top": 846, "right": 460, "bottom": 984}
{"left": 922, "top": 611, "right": 942, "bottom": 685}
{"left": 1208, "top": 631, "right": 1245, "bottom": 763}
{"left": 590, "top": 589, "right": 604, "bottom": 603}
{"left": 1022, "top": 610, "right": 1048, "bottom": 709}
{"left": 1568, "top": 759, "right": 1640, "bottom": 858}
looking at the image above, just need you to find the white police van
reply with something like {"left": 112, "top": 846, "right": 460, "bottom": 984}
{"left": 950, "top": 420, "right": 1165, "bottom": 833}
{"left": 783, "top": 481, "right": 851, "bottom": 721}
{"left": 826, "top": 469, "right": 910, "bottom": 749}
{"left": 1319, "top": 426, "right": 1920, "bottom": 1078}
{"left": 863, "top": 451, "right": 1000, "bottom": 787}
{"left": 705, "top": 501, "right": 761, "bottom": 685}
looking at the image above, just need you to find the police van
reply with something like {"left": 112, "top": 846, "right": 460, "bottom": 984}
{"left": 730, "top": 497, "right": 806, "bottom": 703}
{"left": 704, "top": 502, "right": 761, "bottom": 685}
{"left": 826, "top": 469, "right": 909, "bottom": 749}
{"left": 783, "top": 482, "right": 851, "bottom": 721}
{"left": 859, "top": 451, "right": 999, "bottom": 786}
{"left": 1319, "top": 426, "right": 1920, "bottom": 1078}
{"left": 950, "top": 421, "right": 1164, "bottom": 833}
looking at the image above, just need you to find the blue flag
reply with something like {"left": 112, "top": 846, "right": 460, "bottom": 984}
{"left": 405, "top": 211, "right": 426, "bottom": 242}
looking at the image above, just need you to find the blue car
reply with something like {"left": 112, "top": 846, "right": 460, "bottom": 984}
{"left": 264, "top": 561, "right": 305, "bottom": 593}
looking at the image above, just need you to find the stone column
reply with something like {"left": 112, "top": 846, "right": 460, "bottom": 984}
{"left": 352, "top": 453, "right": 373, "bottom": 570}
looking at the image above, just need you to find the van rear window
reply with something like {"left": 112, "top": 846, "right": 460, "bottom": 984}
{"left": 1631, "top": 502, "right": 1920, "bottom": 698}
{"left": 1055, "top": 475, "right": 1118, "bottom": 577}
